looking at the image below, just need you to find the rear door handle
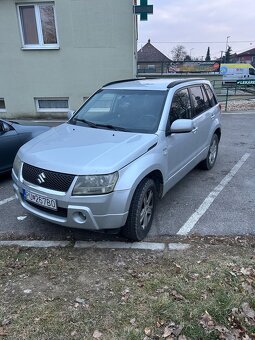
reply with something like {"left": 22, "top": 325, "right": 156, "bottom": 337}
{"left": 192, "top": 127, "right": 198, "bottom": 134}
{"left": 211, "top": 114, "right": 215, "bottom": 119}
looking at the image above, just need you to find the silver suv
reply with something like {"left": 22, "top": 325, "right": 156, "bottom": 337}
{"left": 12, "top": 78, "right": 221, "bottom": 241}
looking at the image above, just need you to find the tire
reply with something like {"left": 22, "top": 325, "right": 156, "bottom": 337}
{"left": 199, "top": 134, "right": 219, "bottom": 170}
{"left": 122, "top": 178, "right": 157, "bottom": 242}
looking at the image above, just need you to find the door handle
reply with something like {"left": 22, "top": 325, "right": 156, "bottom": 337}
{"left": 192, "top": 127, "right": 198, "bottom": 134}
{"left": 211, "top": 114, "right": 215, "bottom": 119}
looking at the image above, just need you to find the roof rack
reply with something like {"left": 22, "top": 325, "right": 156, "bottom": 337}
{"left": 103, "top": 78, "right": 146, "bottom": 87}
{"left": 167, "top": 78, "right": 206, "bottom": 89}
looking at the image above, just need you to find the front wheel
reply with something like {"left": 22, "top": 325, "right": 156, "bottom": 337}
{"left": 199, "top": 134, "right": 219, "bottom": 170}
{"left": 122, "top": 178, "right": 157, "bottom": 242}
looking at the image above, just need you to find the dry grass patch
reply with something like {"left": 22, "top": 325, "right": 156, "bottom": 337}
{"left": 0, "top": 239, "right": 254, "bottom": 339}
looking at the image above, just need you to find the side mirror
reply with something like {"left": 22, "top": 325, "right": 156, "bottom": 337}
{"left": 170, "top": 119, "right": 194, "bottom": 134}
{"left": 1, "top": 122, "right": 11, "bottom": 133}
{"left": 67, "top": 110, "right": 75, "bottom": 120}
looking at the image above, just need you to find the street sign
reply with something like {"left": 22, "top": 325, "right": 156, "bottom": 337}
{"left": 236, "top": 80, "right": 255, "bottom": 85}
{"left": 134, "top": 0, "right": 153, "bottom": 21}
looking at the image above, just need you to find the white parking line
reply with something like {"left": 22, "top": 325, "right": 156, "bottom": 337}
{"left": 177, "top": 153, "right": 251, "bottom": 236}
{"left": 0, "top": 195, "right": 16, "bottom": 206}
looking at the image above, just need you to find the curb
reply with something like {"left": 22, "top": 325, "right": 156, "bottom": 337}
{"left": 0, "top": 240, "right": 191, "bottom": 251}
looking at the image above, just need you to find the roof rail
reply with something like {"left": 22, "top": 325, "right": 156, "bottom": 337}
{"left": 103, "top": 78, "right": 146, "bottom": 87}
{"left": 167, "top": 78, "right": 206, "bottom": 89}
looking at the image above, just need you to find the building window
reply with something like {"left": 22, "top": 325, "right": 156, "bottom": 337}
{"left": 0, "top": 99, "right": 6, "bottom": 112}
{"left": 35, "top": 98, "right": 69, "bottom": 112}
{"left": 18, "top": 3, "right": 59, "bottom": 49}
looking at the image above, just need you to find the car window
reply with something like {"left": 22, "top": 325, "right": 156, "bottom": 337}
{"left": 204, "top": 84, "right": 217, "bottom": 107}
{"left": 201, "top": 86, "right": 211, "bottom": 110}
{"left": 189, "top": 86, "right": 208, "bottom": 117}
{"left": 249, "top": 68, "right": 255, "bottom": 76}
{"left": 169, "top": 88, "right": 191, "bottom": 125}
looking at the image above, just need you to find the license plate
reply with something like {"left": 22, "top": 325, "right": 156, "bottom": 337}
{"left": 24, "top": 190, "right": 57, "bottom": 211}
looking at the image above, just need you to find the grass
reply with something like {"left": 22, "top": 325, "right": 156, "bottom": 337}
{"left": 0, "top": 238, "right": 254, "bottom": 339}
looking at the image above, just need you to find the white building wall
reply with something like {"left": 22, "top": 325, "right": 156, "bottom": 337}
{"left": 0, "top": 0, "right": 137, "bottom": 118}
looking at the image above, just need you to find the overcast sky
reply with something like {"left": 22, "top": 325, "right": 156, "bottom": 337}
{"left": 138, "top": 0, "right": 255, "bottom": 60}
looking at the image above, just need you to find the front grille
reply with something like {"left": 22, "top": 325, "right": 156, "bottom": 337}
{"left": 26, "top": 201, "right": 68, "bottom": 218}
{"left": 22, "top": 163, "right": 75, "bottom": 192}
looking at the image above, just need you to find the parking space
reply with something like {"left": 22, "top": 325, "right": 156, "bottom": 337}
{"left": 0, "top": 113, "right": 254, "bottom": 241}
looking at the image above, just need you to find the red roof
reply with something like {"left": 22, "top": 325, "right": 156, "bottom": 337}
{"left": 237, "top": 48, "right": 255, "bottom": 56}
{"left": 138, "top": 40, "right": 171, "bottom": 63}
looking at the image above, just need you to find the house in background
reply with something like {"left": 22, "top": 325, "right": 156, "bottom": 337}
{"left": 0, "top": 0, "right": 138, "bottom": 118}
{"left": 137, "top": 39, "right": 171, "bottom": 74}
{"left": 231, "top": 48, "right": 255, "bottom": 66}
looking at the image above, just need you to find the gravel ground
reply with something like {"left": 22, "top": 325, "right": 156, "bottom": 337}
{"left": 221, "top": 99, "right": 255, "bottom": 111}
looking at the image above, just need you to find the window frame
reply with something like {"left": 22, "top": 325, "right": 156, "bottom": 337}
{"left": 17, "top": 2, "right": 59, "bottom": 50}
{"left": 167, "top": 87, "right": 192, "bottom": 130}
{"left": 0, "top": 99, "right": 6, "bottom": 113}
{"left": 203, "top": 84, "right": 217, "bottom": 107}
{"left": 188, "top": 85, "right": 210, "bottom": 119}
{"left": 35, "top": 98, "right": 69, "bottom": 113}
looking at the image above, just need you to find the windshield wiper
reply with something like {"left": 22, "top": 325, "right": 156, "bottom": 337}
{"left": 74, "top": 119, "right": 128, "bottom": 131}
{"left": 93, "top": 123, "right": 128, "bottom": 132}
{"left": 74, "top": 118, "right": 100, "bottom": 128}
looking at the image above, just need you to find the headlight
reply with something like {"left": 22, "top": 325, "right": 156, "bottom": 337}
{"left": 13, "top": 155, "right": 22, "bottom": 177}
{"left": 72, "top": 172, "right": 119, "bottom": 195}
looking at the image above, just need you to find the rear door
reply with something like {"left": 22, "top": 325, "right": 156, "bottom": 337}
{"left": 188, "top": 85, "right": 214, "bottom": 155}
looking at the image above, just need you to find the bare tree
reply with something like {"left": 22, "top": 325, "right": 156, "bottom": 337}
{"left": 171, "top": 45, "right": 187, "bottom": 61}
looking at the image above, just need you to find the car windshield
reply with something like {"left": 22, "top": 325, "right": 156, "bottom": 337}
{"left": 70, "top": 89, "right": 167, "bottom": 133}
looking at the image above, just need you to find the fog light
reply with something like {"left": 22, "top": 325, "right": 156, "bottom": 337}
{"left": 73, "top": 211, "right": 87, "bottom": 224}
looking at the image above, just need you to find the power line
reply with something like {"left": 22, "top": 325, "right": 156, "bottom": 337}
{"left": 138, "top": 40, "right": 255, "bottom": 44}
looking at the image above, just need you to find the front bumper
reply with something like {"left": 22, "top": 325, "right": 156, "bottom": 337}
{"left": 12, "top": 171, "right": 130, "bottom": 230}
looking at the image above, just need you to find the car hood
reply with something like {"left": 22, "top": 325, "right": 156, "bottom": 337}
{"left": 19, "top": 123, "right": 158, "bottom": 175}
{"left": 11, "top": 121, "right": 49, "bottom": 136}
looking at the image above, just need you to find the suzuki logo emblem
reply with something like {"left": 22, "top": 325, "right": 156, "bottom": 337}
{"left": 37, "top": 172, "right": 46, "bottom": 184}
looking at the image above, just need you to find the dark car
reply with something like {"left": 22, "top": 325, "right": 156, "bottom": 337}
{"left": 0, "top": 119, "right": 49, "bottom": 174}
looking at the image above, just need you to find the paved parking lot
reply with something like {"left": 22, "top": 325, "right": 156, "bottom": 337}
{"left": 0, "top": 113, "right": 254, "bottom": 241}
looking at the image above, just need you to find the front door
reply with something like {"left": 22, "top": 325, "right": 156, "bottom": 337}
{"left": 165, "top": 88, "right": 198, "bottom": 186}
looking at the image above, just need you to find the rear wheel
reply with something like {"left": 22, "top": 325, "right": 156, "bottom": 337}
{"left": 122, "top": 178, "right": 156, "bottom": 242}
{"left": 199, "top": 134, "right": 219, "bottom": 170}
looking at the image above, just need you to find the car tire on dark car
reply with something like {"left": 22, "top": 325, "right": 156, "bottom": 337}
{"left": 122, "top": 178, "right": 156, "bottom": 241}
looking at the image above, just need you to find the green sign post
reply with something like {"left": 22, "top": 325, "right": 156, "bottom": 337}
{"left": 236, "top": 80, "right": 255, "bottom": 85}
{"left": 134, "top": 0, "right": 153, "bottom": 21}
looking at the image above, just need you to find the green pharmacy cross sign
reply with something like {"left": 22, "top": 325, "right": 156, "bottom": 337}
{"left": 134, "top": 0, "right": 153, "bottom": 21}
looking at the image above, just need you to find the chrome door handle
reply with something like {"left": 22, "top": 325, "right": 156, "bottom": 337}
{"left": 192, "top": 127, "right": 198, "bottom": 134}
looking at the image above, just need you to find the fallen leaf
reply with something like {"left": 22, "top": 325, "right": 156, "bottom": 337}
{"left": 144, "top": 327, "right": 151, "bottom": 336}
{"left": 23, "top": 289, "right": 32, "bottom": 294}
{"left": 130, "top": 318, "right": 136, "bottom": 326}
{"left": 0, "top": 327, "right": 7, "bottom": 336}
{"left": 241, "top": 302, "right": 255, "bottom": 322}
{"left": 200, "top": 311, "right": 215, "bottom": 330}
{"left": 178, "top": 336, "right": 187, "bottom": 340}
{"left": 93, "top": 330, "right": 103, "bottom": 339}
{"left": 240, "top": 267, "right": 253, "bottom": 276}
{"left": 163, "top": 326, "right": 173, "bottom": 338}
{"left": 170, "top": 290, "right": 185, "bottom": 301}
{"left": 173, "top": 263, "right": 181, "bottom": 273}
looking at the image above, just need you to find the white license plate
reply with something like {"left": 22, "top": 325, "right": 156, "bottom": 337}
{"left": 24, "top": 190, "right": 57, "bottom": 211}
